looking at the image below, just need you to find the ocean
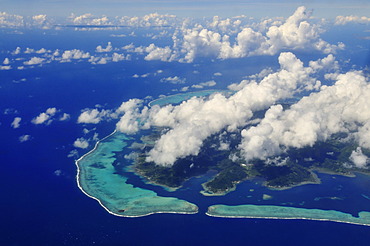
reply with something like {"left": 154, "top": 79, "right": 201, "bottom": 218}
{"left": 1, "top": 28, "right": 370, "bottom": 246}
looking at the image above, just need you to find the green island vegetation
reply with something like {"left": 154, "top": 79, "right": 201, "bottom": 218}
{"left": 202, "top": 159, "right": 249, "bottom": 195}
{"left": 122, "top": 94, "right": 370, "bottom": 195}
{"left": 131, "top": 129, "right": 370, "bottom": 195}
{"left": 134, "top": 131, "right": 230, "bottom": 189}
{"left": 253, "top": 160, "right": 319, "bottom": 189}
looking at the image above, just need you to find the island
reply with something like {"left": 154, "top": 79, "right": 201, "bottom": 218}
{"left": 76, "top": 90, "right": 370, "bottom": 226}
{"left": 134, "top": 130, "right": 368, "bottom": 195}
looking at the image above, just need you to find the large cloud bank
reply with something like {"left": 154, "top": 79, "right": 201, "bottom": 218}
{"left": 239, "top": 71, "right": 370, "bottom": 161}
{"left": 143, "top": 6, "right": 344, "bottom": 62}
{"left": 115, "top": 52, "right": 343, "bottom": 166}
{"left": 116, "top": 53, "right": 370, "bottom": 167}
{"left": 3, "top": 6, "right": 348, "bottom": 71}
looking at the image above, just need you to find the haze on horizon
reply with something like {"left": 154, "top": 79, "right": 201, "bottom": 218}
{"left": 1, "top": 0, "right": 370, "bottom": 18}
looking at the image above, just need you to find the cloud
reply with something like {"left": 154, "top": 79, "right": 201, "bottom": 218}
{"left": 0, "top": 12, "right": 24, "bottom": 28}
{"left": 192, "top": 80, "right": 216, "bottom": 89}
{"left": 350, "top": 147, "right": 369, "bottom": 168}
{"left": 12, "top": 47, "right": 21, "bottom": 55}
{"left": 23, "top": 57, "right": 45, "bottom": 65}
{"left": 96, "top": 57, "right": 108, "bottom": 64}
{"left": 96, "top": 42, "right": 113, "bottom": 52}
{"left": 116, "top": 99, "right": 145, "bottom": 134}
{"left": 112, "top": 52, "right": 130, "bottom": 62}
{"left": 54, "top": 169, "right": 63, "bottom": 176}
{"left": 59, "top": 113, "right": 70, "bottom": 121}
{"left": 0, "top": 65, "right": 11, "bottom": 70}
{"left": 207, "top": 15, "right": 243, "bottom": 34}
{"left": 335, "top": 15, "right": 370, "bottom": 25}
{"left": 1, "top": 12, "right": 178, "bottom": 29}
{"left": 114, "top": 52, "right": 370, "bottom": 168}
{"left": 32, "top": 14, "right": 46, "bottom": 23}
{"left": 132, "top": 73, "right": 150, "bottom": 78}
{"left": 180, "top": 86, "right": 189, "bottom": 92}
{"left": 73, "top": 137, "right": 89, "bottom": 149}
{"left": 67, "top": 149, "right": 79, "bottom": 158}
{"left": 31, "top": 107, "right": 57, "bottom": 125}
{"left": 144, "top": 44, "right": 173, "bottom": 62}
{"left": 238, "top": 70, "right": 370, "bottom": 164}
{"left": 160, "top": 76, "right": 186, "bottom": 84}
{"left": 11, "top": 117, "right": 21, "bottom": 128}
{"left": 228, "top": 68, "right": 275, "bottom": 91}
{"left": 24, "top": 48, "right": 50, "bottom": 54}
{"left": 32, "top": 14, "right": 51, "bottom": 29}
{"left": 19, "top": 135, "right": 31, "bottom": 143}
{"left": 116, "top": 52, "right": 323, "bottom": 166}
{"left": 139, "top": 6, "right": 344, "bottom": 63}
{"left": 77, "top": 109, "right": 103, "bottom": 124}
{"left": 118, "top": 13, "right": 177, "bottom": 27}
{"left": 70, "top": 13, "right": 112, "bottom": 26}
{"left": 308, "top": 54, "right": 339, "bottom": 72}
{"left": 117, "top": 98, "right": 144, "bottom": 113}
{"left": 3, "top": 58, "right": 10, "bottom": 65}
{"left": 4, "top": 108, "right": 18, "bottom": 115}
{"left": 24, "top": 48, "right": 34, "bottom": 54}
{"left": 60, "top": 49, "right": 90, "bottom": 62}
{"left": 77, "top": 108, "right": 113, "bottom": 124}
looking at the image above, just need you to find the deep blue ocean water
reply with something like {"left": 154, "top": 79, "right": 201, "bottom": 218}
{"left": 1, "top": 28, "right": 370, "bottom": 246}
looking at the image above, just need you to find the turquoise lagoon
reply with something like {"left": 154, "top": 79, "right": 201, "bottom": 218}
{"left": 75, "top": 91, "right": 228, "bottom": 217}
{"left": 76, "top": 132, "right": 198, "bottom": 217}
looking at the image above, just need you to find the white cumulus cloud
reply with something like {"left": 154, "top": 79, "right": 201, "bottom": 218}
{"left": 238, "top": 70, "right": 370, "bottom": 164}
{"left": 96, "top": 42, "right": 113, "bottom": 52}
{"left": 24, "top": 57, "right": 45, "bottom": 65}
{"left": 73, "top": 137, "right": 89, "bottom": 149}
{"left": 335, "top": 15, "right": 370, "bottom": 25}
{"left": 350, "top": 147, "right": 369, "bottom": 168}
{"left": 77, "top": 108, "right": 114, "bottom": 124}
{"left": 139, "top": 6, "right": 343, "bottom": 63}
{"left": 3, "top": 58, "right": 10, "bottom": 65}
{"left": 19, "top": 135, "right": 31, "bottom": 143}
{"left": 60, "top": 49, "right": 90, "bottom": 62}
{"left": 116, "top": 52, "right": 323, "bottom": 166}
{"left": 31, "top": 107, "right": 57, "bottom": 125}
{"left": 160, "top": 76, "right": 186, "bottom": 84}
{"left": 0, "top": 12, "right": 24, "bottom": 28}
{"left": 11, "top": 117, "right": 21, "bottom": 129}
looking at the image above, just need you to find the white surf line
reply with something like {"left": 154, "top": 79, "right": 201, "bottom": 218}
{"left": 75, "top": 130, "right": 198, "bottom": 218}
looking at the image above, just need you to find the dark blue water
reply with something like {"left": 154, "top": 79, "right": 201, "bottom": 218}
{"left": 2, "top": 29, "right": 370, "bottom": 246}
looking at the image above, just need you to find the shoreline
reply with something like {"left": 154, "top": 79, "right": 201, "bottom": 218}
{"left": 75, "top": 94, "right": 370, "bottom": 221}
{"left": 76, "top": 131, "right": 370, "bottom": 223}
{"left": 205, "top": 211, "right": 370, "bottom": 227}
{"left": 200, "top": 183, "right": 237, "bottom": 197}
{"left": 200, "top": 177, "right": 248, "bottom": 196}
{"left": 133, "top": 166, "right": 181, "bottom": 192}
{"left": 264, "top": 171, "right": 322, "bottom": 191}
{"left": 75, "top": 130, "right": 198, "bottom": 218}
{"left": 311, "top": 167, "right": 356, "bottom": 178}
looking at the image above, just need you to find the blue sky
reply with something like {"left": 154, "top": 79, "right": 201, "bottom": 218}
{"left": 2, "top": 0, "right": 370, "bottom": 18}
